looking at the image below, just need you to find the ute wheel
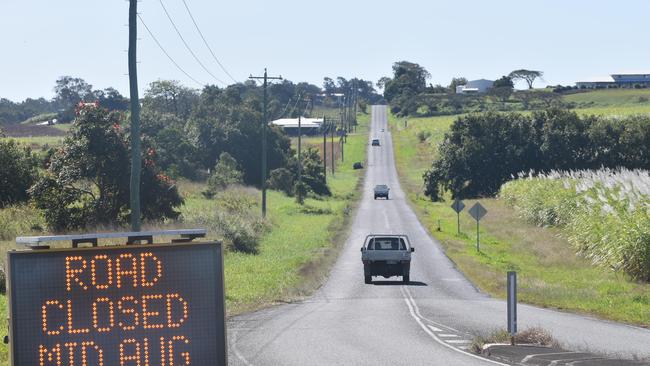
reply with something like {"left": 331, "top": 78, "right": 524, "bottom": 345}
{"left": 365, "top": 275, "right": 372, "bottom": 284}
{"left": 403, "top": 275, "right": 410, "bottom": 284}
{"left": 374, "top": 196, "right": 377, "bottom": 200}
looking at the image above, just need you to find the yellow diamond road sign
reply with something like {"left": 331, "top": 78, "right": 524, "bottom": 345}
{"left": 468, "top": 202, "right": 488, "bottom": 221}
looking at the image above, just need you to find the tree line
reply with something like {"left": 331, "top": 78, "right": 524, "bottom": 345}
{"left": 423, "top": 109, "right": 650, "bottom": 201}
{"left": 379, "top": 61, "right": 560, "bottom": 117}
{"left": 0, "top": 75, "right": 381, "bottom": 231}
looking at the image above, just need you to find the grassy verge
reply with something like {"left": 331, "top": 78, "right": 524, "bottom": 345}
{"left": 223, "top": 118, "right": 368, "bottom": 314}
{"left": 388, "top": 111, "right": 650, "bottom": 326}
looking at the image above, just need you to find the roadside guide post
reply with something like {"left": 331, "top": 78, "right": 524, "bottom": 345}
{"left": 507, "top": 271, "right": 518, "bottom": 346}
{"left": 451, "top": 199, "right": 465, "bottom": 235}
{"left": 468, "top": 202, "right": 488, "bottom": 252}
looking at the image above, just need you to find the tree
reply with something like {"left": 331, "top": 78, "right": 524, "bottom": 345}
{"left": 382, "top": 61, "right": 431, "bottom": 102}
{"left": 95, "top": 87, "right": 129, "bottom": 111}
{"left": 323, "top": 77, "right": 337, "bottom": 94}
{"left": 493, "top": 75, "right": 514, "bottom": 89}
{"left": 207, "top": 152, "right": 244, "bottom": 191}
{"left": 143, "top": 80, "right": 199, "bottom": 120}
{"left": 488, "top": 86, "right": 513, "bottom": 106}
{"left": 514, "top": 90, "right": 536, "bottom": 109}
{"left": 508, "top": 69, "right": 543, "bottom": 89}
{"left": 0, "top": 139, "right": 38, "bottom": 207}
{"left": 534, "top": 91, "right": 563, "bottom": 108}
{"left": 53, "top": 76, "right": 94, "bottom": 122}
{"left": 448, "top": 77, "right": 468, "bottom": 93}
{"left": 30, "top": 106, "right": 182, "bottom": 231}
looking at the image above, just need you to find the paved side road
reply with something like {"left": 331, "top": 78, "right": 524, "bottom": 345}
{"left": 485, "top": 345, "right": 650, "bottom": 365}
{"left": 227, "top": 105, "right": 650, "bottom": 365}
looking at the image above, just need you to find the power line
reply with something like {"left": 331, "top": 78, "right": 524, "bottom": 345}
{"left": 288, "top": 93, "right": 302, "bottom": 117}
{"left": 273, "top": 97, "right": 293, "bottom": 120}
{"left": 157, "top": 0, "right": 226, "bottom": 86}
{"left": 137, "top": 14, "right": 205, "bottom": 87}
{"left": 181, "top": 0, "right": 238, "bottom": 84}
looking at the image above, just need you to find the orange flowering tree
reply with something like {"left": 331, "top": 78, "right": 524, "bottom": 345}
{"left": 30, "top": 106, "right": 182, "bottom": 231}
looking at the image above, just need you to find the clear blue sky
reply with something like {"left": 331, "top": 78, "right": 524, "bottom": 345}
{"left": 1, "top": 0, "right": 649, "bottom": 101}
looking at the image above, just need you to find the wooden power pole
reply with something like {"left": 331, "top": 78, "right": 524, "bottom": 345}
{"left": 249, "top": 69, "right": 282, "bottom": 217}
{"left": 128, "top": 0, "right": 141, "bottom": 231}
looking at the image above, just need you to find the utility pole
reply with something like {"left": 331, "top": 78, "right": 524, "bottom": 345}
{"left": 249, "top": 69, "right": 282, "bottom": 217}
{"left": 330, "top": 121, "right": 335, "bottom": 176}
{"left": 298, "top": 115, "right": 302, "bottom": 187}
{"left": 128, "top": 0, "right": 141, "bottom": 232}
{"left": 322, "top": 116, "right": 327, "bottom": 183}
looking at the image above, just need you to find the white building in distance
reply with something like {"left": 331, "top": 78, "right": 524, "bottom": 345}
{"left": 456, "top": 79, "right": 494, "bottom": 94}
{"left": 271, "top": 117, "right": 324, "bottom": 135}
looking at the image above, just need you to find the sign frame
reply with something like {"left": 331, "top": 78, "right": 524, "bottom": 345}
{"left": 6, "top": 240, "right": 227, "bottom": 366}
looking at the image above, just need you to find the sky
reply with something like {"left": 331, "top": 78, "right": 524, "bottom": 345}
{"left": 1, "top": 0, "right": 649, "bottom": 101}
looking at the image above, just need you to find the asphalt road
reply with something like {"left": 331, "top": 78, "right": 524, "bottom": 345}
{"left": 227, "top": 105, "right": 650, "bottom": 365}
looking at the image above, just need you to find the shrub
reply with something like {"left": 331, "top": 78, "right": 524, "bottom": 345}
{"left": 0, "top": 204, "right": 46, "bottom": 241}
{"left": 180, "top": 186, "right": 269, "bottom": 254}
{"left": 0, "top": 140, "right": 38, "bottom": 207}
{"left": 416, "top": 130, "right": 432, "bottom": 143}
{"left": 294, "top": 181, "right": 307, "bottom": 205}
{"left": 269, "top": 168, "right": 295, "bottom": 195}
{"left": 206, "top": 152, "right": 243, "bottom": 194}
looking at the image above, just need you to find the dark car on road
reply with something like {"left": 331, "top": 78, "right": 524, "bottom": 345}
{"left": 371, "top": 138, "right": 380, "bottom": 146}
{"left": 374, "top": 184, "right": 390, "bottom": 199}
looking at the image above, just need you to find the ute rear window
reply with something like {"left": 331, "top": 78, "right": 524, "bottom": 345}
{"left": 368, "top": 237, "right": 406, "bottom": 250}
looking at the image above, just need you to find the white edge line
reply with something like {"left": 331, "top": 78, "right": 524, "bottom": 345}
{"left": 521, "top": 351, "right": 577, "bottom": 363}
{"left": 230, "top": 328, "right": 255, "bottom": 366}
{"left": 404, "top": 287, "right": 460, "bottom": 333}
{"left": 401, "top": 286, "right": 510, "bottom": 366}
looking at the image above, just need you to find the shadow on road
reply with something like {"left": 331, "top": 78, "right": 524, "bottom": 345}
{"left": 372, "top": 281, "right": 427, "bottom": 286}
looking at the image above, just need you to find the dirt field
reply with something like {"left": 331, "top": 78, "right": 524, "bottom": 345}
{"left": 2, "top": 124, "right": 66, "bottom": 137}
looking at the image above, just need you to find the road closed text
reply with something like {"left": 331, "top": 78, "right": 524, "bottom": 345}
{"left": 8, "top": 243, "right": 226, "bottom": 366}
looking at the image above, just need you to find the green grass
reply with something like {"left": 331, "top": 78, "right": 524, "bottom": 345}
{"left": 388, "top": 110, "right": 650, "bottom": 326}
{"left": 3, "top": 135, "right": 64, "bottom": 149}
{"left": 564, "top": 89, "right": 650, "bottom": 107}
{"left": 563, "top": 89, "right": 650, "bottom": 117}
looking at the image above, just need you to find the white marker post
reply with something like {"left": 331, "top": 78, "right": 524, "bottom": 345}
{"left": 507, "top": 271, "right": 517, "bottom": 346}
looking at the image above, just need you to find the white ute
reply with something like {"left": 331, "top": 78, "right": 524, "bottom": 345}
{"left": 361, "top": 234, "right": 414, "bottom": 284}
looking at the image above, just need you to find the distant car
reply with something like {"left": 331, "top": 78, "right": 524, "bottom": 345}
{"left": 361, "top": 234, "right": 414, "bottom": 284}
{"left": 371, "top": 138, "right": 380, "bottom": 146}
{"left": 380, "top": 128, "right": 385, "bottom": 132}
{"left": 374, "top": 184, "right": 390, "bottom": 199}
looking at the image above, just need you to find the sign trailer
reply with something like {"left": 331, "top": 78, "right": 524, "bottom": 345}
{"left": 7, "top": 229, "right": 226, "bottom": 366}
